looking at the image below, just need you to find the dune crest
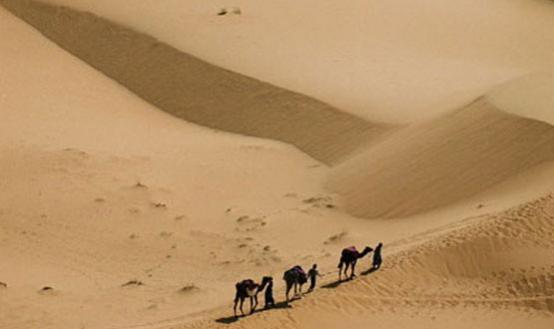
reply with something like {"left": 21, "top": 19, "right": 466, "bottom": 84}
{"left": 175, "top": 195, "right": 554, "bottom": 329}
{"left": 329, "top": 95, "right": 554, "bottom": 218}
{"left": 487, "top": 73, "right": 554, "bottom": 126}
{"left": 0, "top": 0, "right": 390, "bottom": 165}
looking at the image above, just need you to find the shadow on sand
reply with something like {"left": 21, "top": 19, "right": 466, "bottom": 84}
{"left": 321, "top": 279, "right": 345, "bottom": 289}
{"left": 215, "top": 301, "right": 292, "bottom": 324}
{"left": 321, "top": 267, "right": 379, "bottom": 289}
{"left": 361, "top": 267, "right": 378, "bottom": 276}
{"left": 215, "top": 269, "right": 381, "bottom": 324}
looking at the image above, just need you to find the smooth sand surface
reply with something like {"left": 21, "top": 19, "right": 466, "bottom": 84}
{"left": 35, "top": 0, "right": 554, "bottom": 123}
{"left": 329, "top": 95, "right": 554, "bottom": 218}
{"left": 1, "top": 1, "right": 553, "bottom": 329}
{"left": 0, "top": 0, "right": 391, "bottom": 165}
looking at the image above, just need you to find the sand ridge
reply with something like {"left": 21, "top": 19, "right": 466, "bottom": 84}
{"left": 159, "top": 194, "right": 554, "bottom": 329}
{"left": 0, "top": 0, "right": 392, "bottom": 165}
{"left": 1, "top": 1, "right": 554, "bottom": 329}
{"left": 329, "top": 96, "right": 554, "bottom": 218}
{"left": 37, "top": 0, "right": 554, "bottom": 123}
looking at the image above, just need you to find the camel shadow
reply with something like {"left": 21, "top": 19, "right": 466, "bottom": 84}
{"left": 214, "top": 301, "right": 292, "bottom": 324}
{"left": 215, "top": 316, "right": 239, "bottom": 324}
{"left": 321, "top": 268, "right": 379, "bottom": 289}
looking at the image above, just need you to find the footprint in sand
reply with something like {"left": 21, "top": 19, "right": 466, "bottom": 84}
{"left": 129, "top": 207, "right": 141, "bottom": 214}
{"left": 178, "top": 284, "right": 199, "bottom": 294}
{"left": 324, "top": 231, "right": 348, "bottom": 244}
{"left": 121, "top": 280, "right": 144, "bottom": 287}
{"left": 235, "top": 215, "right": 267, "bottom": 232}
{"left": 151, "top": 202, "right": 167, "bottom": 209}
{"left": 159, "top": 231, "right": 173, "bottom": 238}
{"left": 134, "top": 181, "right": 148, "bottom": 189}
{"left": 303, "top": 195, "right": 336, "bottom": 209}
{"left": 38, "top": 286, "right": 57, "bottom": 295}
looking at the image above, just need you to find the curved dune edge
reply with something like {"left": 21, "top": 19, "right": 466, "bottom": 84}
{"left": 325, "top": 194, "right": 554, "bottom": 313}
{"left": 328, "top": 96, "right": 554, "bottom": 218}
{"left": 177, "top": 195, "right": 554, "bottom": 329}
{"left": 486, "top": 73, "right": 554, "bottom": 126}
{"left": 0, "top": 0, "right": 391, "bottom": 165}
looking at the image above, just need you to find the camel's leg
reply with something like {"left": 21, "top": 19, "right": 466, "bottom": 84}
{"left": 233, "top": 290, "right": 239, "bottom": 316}
{"left": 338, "top": 264, "right": 343, "bottom": 281}
{"left": 351, "top": 261, "right": 357, "bottom": 279}
{"left": 239, "top": 298, "right": 245, "bottom": 316}
{"left": 251, "top": 295, "right": 257, "bottom": 314}
{"left": 343, "top": 263, "right": 347, "bottom": 278}
{"left": 285, "top": 282, "right": 291, "bottom": 302}
{"left": 343, "top": 263, "right": 350, "bottom": 280}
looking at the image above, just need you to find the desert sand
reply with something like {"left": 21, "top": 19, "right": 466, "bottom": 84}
{"left": 0, "top": 1, "right": 553, "bottom": 329}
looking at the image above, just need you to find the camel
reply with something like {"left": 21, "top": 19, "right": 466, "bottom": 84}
{"left": 338, "top": 246, "right": 373, "bottom": 281}
{"left": 233, "top": 276, "right": 272, "bottom": 317}
{"left": 283, "top": 265, "right": 307, "bottom": 302}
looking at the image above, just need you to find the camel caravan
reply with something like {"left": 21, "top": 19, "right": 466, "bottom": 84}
{"left": 233, "top": 242, "right": 383, "bottom": 317}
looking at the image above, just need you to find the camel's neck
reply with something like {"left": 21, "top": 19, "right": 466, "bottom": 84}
{"left": 359, "top": 248, "right": 371, "bottom": 258}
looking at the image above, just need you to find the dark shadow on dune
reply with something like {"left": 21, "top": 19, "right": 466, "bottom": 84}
{"left": 260, "top": 301, "right": 293, "bottom": 311}
{"left": 321, "top": 280, "right": 345, "bottom": 289}
{"left": 215, "top": 316, "right": 240, "bottom": 324}
{"left": 214, "top": 301, "right": 292, "bottom": 324}
{"left": 361, "top": 267, "right": 378, "bottom": 276}
{"left": 0, "top": 0, "right": 392, "bottom": 165}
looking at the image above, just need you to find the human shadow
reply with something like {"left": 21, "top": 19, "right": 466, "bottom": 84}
{"left": 260, "top": 300, "right": 293, "bottom": 312}
{"left": 321, "top": 268, "right": 379, "bottom": 289}
{"left": 214, "top": 301, "right": 292, "bottom": 324}
{"left": 361, "top": 267, "right": 378, "bottom": 276}
{"left": 321, "top": 279, "right": 346, "bottom": 289}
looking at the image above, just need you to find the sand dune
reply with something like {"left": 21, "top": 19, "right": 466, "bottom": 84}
{"left": 176, "top": 195, "right": 554, "bottom": 329}
{"left": 37, "top": 0, "right": 554, "bottom": 123}
{"left": 0, "top": 0, "right": 390, "bottom": 165}
{"left": 0, "top": 6, "right": 339, "bottom": 328}
{"left": 329, "top": 92, "right": 554, "bottom": 218}
{"left": 2, "top": 1, "right": 554, "bottom": 329}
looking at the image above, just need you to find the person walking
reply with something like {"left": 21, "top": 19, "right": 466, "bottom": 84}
{"left": 307, "top": 264, "right": 321, "bottom": 292}
{"left": 372, "top": 242, "right": 383, "bottom": 270}
{"left": 264, "top": 276, "right": 275, "bottom": 308}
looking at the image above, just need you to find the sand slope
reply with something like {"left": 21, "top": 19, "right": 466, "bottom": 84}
{"left": 37, "top": 0, "right": 554, "bottom": 123}
{"left": 175, "top": 194, "right": 554, "bottom": 329}
{"left": 0, "top": 0, "right": 390, "bottom": 165}
{"left": 0, "top": 6, "right": 337, "bottom": 329}
{"left": 2, "top": 1, "right": 554, "bottom": 329}
{"left": 329, "top": 95, "right": 554, "bottom": 218}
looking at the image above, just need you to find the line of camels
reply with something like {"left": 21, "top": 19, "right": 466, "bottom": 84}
{"left": 233, "top": 243, "right": 383, "bottom": 317}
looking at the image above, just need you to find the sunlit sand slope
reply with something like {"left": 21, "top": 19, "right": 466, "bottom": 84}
{"left": 0, "top": 6, "right": 332, "bottom": 329}
{"left": 329, "top": 96, "right": 554, "bottom": 218}
{"left": 39, "top": 0, "right": 554, "bottom": 123}
{"left": 177, "top": 194, "right": 554, "bottom": 329}
{"left": 0, "top": 0, "right": 390, "bottom": 165}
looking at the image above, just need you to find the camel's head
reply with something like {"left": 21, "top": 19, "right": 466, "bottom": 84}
{"left": 363, "top": 246, "right": 374, "bottom": 253}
